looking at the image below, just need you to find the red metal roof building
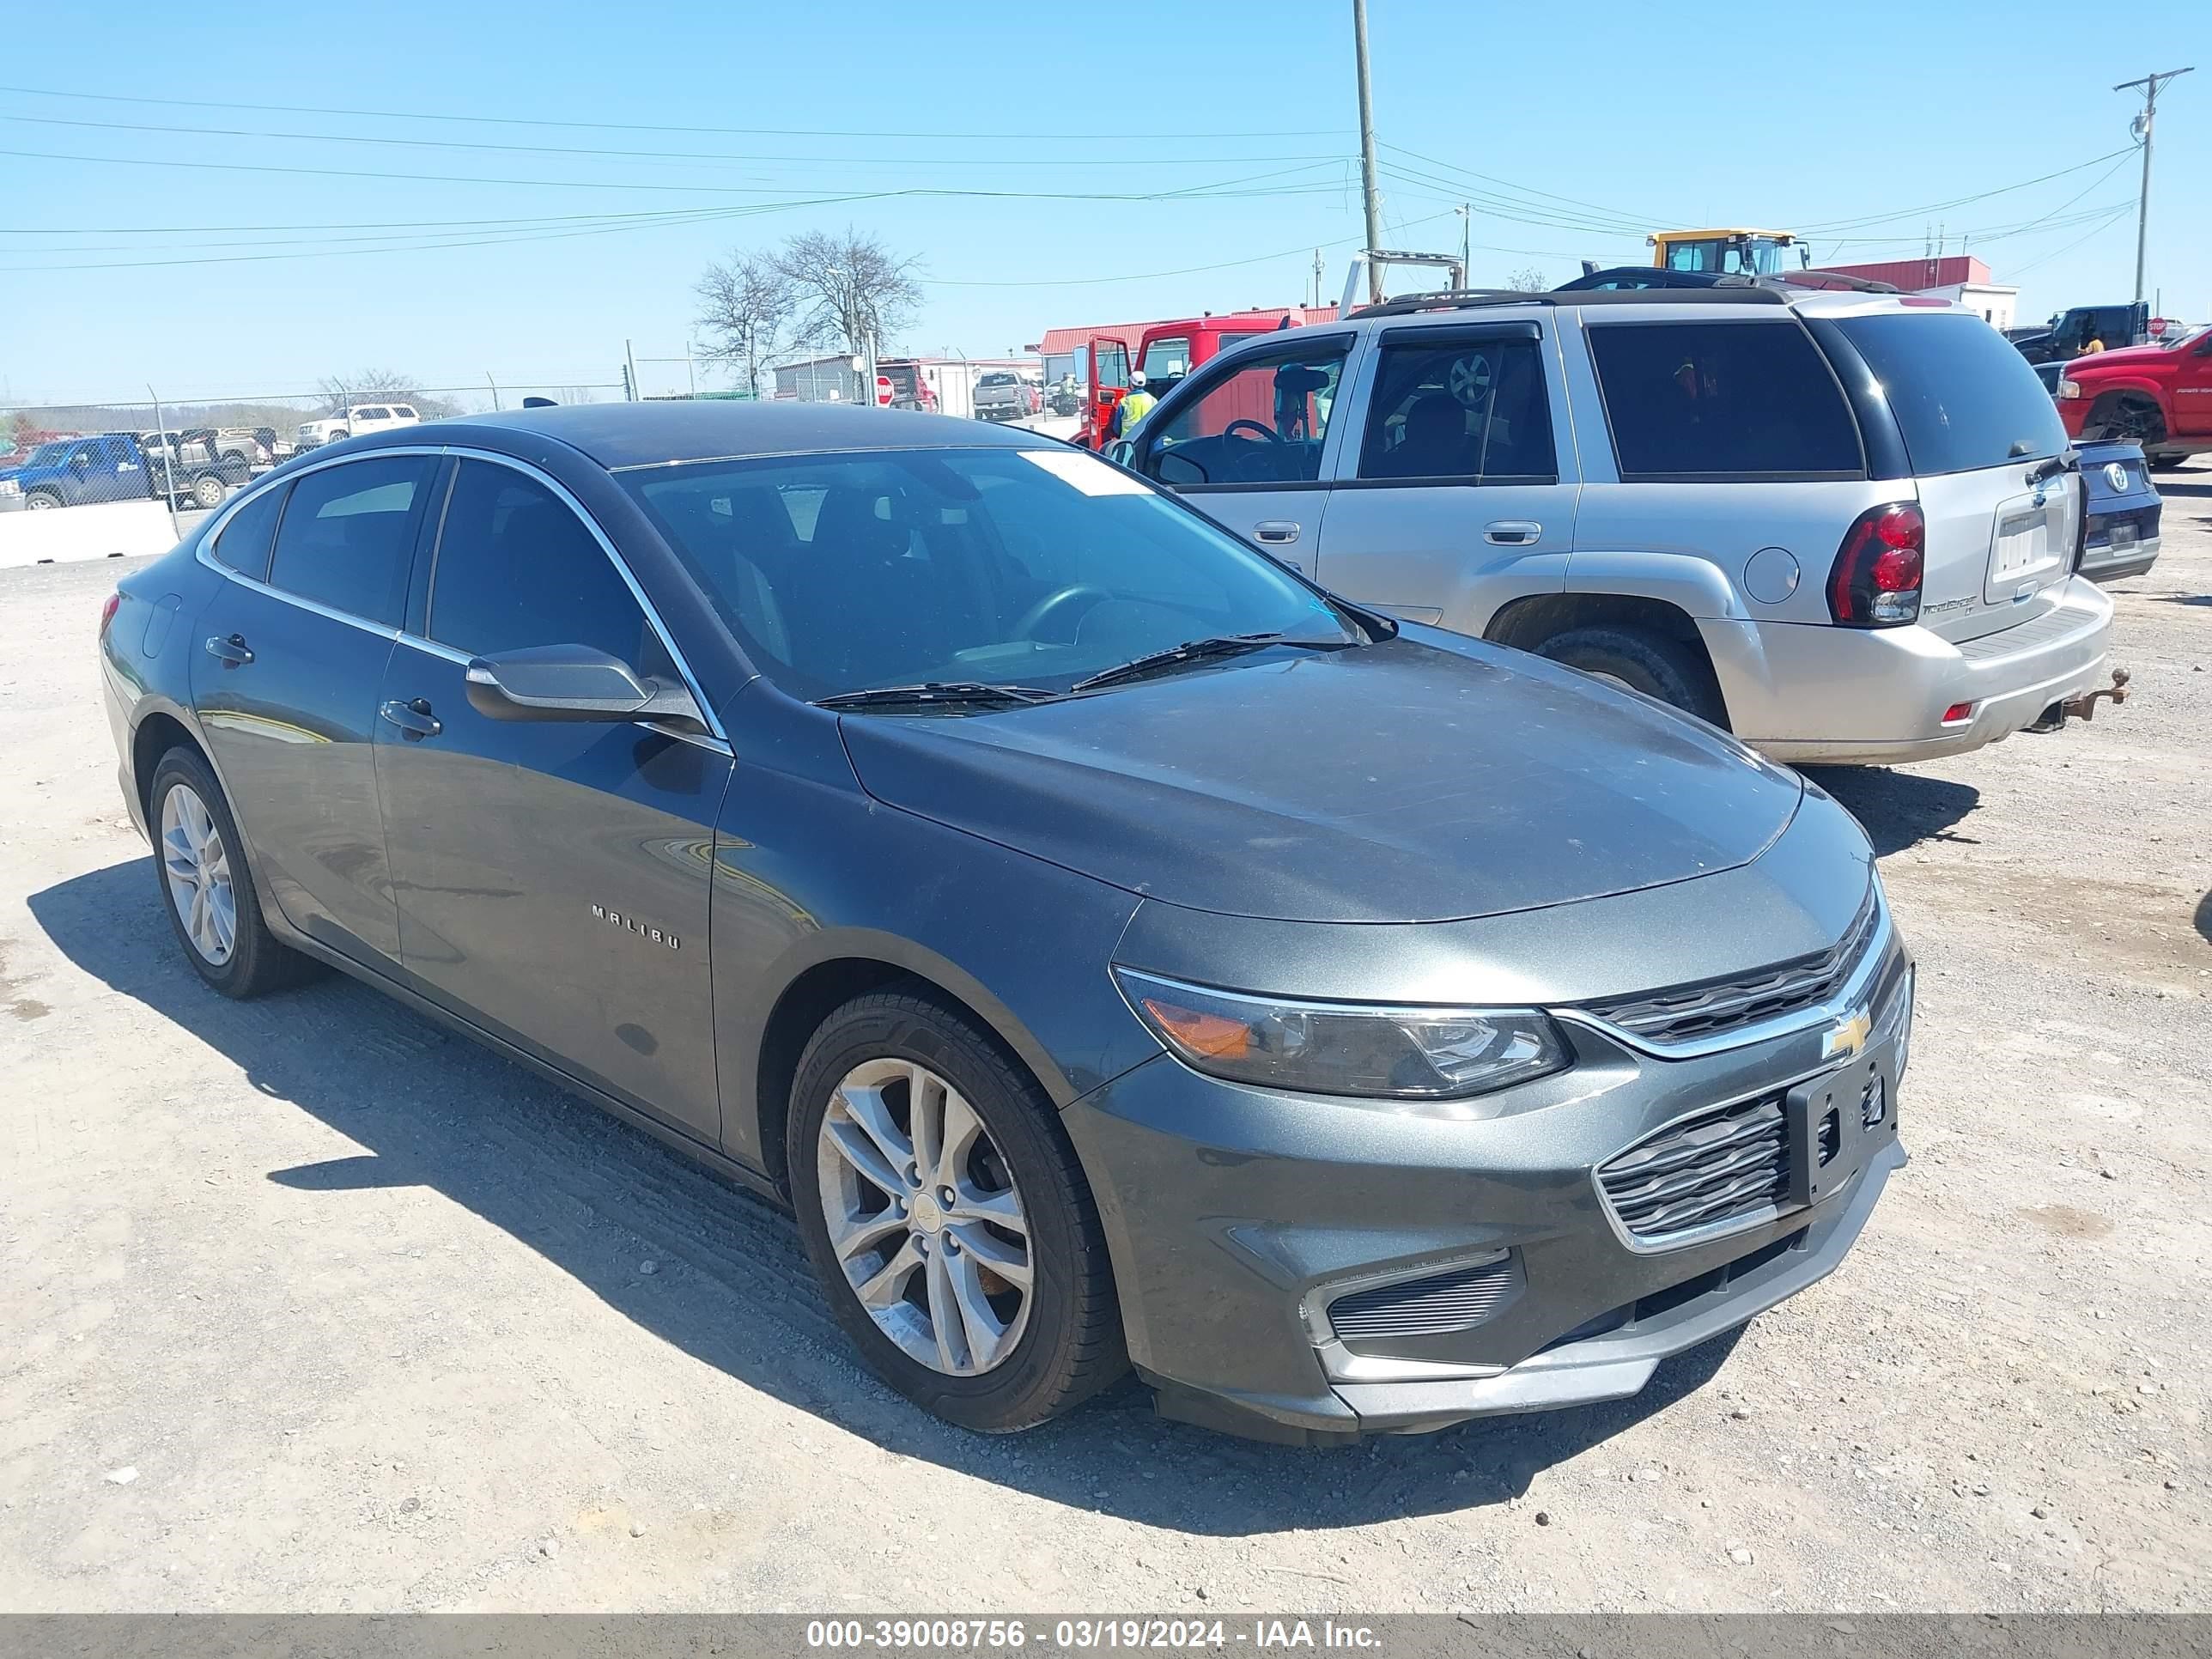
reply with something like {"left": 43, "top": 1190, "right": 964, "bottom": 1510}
{"left": 1805, "top": 255, "right": 1992, "bottom": 290}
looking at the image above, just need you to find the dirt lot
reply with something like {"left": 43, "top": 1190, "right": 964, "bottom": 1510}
{"left": 3, "top": 467, "right": 2207, "bottom": 1614}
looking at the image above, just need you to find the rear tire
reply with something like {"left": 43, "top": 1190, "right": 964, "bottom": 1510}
{"left": 147, "top": 747, "right": 324, "bottom": 999}
{"left": 1535, "top": 624, "right": 1729, "bottom": 726}
{"left": 191, "top": 475, "right": 227, "bottom": 509}
{"left": 787, "top": 990, "right": 1126, "bottom": 1433}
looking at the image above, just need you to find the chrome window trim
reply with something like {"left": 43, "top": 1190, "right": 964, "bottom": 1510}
{"left": 193, "top": 443, "right": 727, "bottom": 743}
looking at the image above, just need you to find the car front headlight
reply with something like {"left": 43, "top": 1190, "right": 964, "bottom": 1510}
{"left": 0, "top": 478, "right": 20, "bottom": 495}
{"left": 1114, "top": 968, "right": 1569, "bottom": 1103}
{"left": 2056, "top": 379, "right": 2082, "bottom": 400}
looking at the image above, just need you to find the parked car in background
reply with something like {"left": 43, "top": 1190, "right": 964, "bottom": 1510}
{"left": 1110, "top": 287, "right": 2119, "bottom": 764}
{"left": 296, "top": 403, "right": 422, "bottom": 450}
{"left": 99, "top": 401, "right": 1910, "bottom": 1443}
{"left": 2073, "top": 439, "right": 2161, "bottom": 584}
{"left": 0, "top": 432, "right": 247, "bottom": 511}
{"left": 2055, "top": 323, "right": 2211, "bottom": 468}
{"left": 971, "top": 372, "right": 1030, "bottom": 422}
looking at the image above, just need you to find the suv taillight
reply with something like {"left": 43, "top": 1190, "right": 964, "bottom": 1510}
{"left": 98, "top": 592, "right": 121, "bottom": 641}
{"left": 2069, "top": 472, "right": 2089, "bottom": 574}
{"left": 1827, "top": 502, "right": 1924, "bottom": 628}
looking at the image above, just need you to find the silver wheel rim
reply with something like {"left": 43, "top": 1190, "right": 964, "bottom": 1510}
{"left": 160, "top": 783, "right": 238, "bottom": 966}
{"left": 817, "top": 1058, "right": 1033, "bottom": 1376}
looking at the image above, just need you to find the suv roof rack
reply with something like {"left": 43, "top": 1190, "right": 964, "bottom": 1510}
{"left": 1352, "top": 286, "right": 1794, "bottom": 319}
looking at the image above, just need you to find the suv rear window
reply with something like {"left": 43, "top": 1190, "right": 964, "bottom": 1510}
{"left": 1587, "top": 320, "right": 1863, "bottom": 480}
{"left": 1834, "top": 312, "right": 2067, "bottom": 475}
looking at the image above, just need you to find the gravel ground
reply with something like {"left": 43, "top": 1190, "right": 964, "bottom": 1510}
{"left": 2, "top": 465, "right": 2207, "bottom": 1613}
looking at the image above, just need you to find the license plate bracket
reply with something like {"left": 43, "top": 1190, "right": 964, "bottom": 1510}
{"left": 1786, "top": 1045, "right": 1898, "bottom": 1209}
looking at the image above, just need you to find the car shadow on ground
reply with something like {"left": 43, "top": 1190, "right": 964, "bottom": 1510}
{"left": 1798, "top": 766, "right": 1980, "bottom": 856}
{"left": 2196, "top": 890, "right": 2212, "bottom": 949}
{"left": 32, "top": 857, "right": 1744, "bottom": 1536}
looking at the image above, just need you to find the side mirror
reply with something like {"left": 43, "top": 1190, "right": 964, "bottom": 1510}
{"left": 1104, "top": 440, "right": 1137, "bottom": 468}
{"left": 464, "top": 644, "right": 707, "bottom": 732}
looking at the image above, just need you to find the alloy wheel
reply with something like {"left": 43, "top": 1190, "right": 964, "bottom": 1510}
{"left": 161, "top": 783, "right": 237, "bottom": 965}
{"left": 816, "top": 1058, "right": 1033, "bottom": 1376}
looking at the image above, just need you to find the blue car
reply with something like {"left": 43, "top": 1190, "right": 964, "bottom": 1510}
{"left": 2075, "top": 438, "right": 2161, "bottom": 585}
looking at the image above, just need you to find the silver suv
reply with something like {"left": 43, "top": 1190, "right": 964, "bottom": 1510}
{"left": 1111, "top": 289, "right": 2116, "bottom": 763}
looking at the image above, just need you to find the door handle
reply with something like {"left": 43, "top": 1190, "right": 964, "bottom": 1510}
{"left": 1484, "top": 520, "right": 1542, "bottom": 546}
{"left": 379, "top": 697, "right": 442, "bottom": 740}
{"left": 1252, "top": 520, "right": 1301, "bottom": 545}
{"left": 203, "top": 632, "right": 253, "bottom": 667}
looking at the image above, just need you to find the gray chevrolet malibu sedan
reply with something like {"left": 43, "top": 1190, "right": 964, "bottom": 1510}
{"left": 99, "top": 403, "right": 1911, "bottom": 1444}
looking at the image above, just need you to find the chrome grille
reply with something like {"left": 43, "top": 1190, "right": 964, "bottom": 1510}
{"left": 1328, "top": 1257, "right": 1519, "bottom": 1340}
{"left": 1583, "top": 886, "right": 1880, "bottom": 1048}
{"left": 1598, "top": 1095, "right": 1788, "bottom": 1243}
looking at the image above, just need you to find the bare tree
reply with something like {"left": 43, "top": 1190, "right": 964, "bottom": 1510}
{"left": 771, "top": 228, "right": 922, "bottom": 360}
{"left": 694, "top": 253, "right": 796, "bottom": 397}
{"left": 319, "top": 369, "right": 456, "bottom": 419}
{"left": 1505, "top": 265, "right": 1549, "bottom": 294}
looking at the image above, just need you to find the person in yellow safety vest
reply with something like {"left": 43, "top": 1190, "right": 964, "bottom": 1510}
{"left": 1113, "top": 372, "right": 1158, "bottom": 440}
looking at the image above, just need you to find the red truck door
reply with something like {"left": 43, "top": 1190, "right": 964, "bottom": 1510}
{"left": 2177, "top": 332, "right": 2212, "bottom": 439}
{"left": 1084, "top": 337, "right": 1132, "bottom": 449}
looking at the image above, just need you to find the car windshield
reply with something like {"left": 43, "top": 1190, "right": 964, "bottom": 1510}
{"left": 620, "top": 444, "right": 1356, "bottom": 703}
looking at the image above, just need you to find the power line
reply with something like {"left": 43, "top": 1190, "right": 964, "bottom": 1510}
{"left": 922, "top": 210, "right": 1460, "bottom": 289}
{"left": 1378, "top": 143, "right": 1675, "bottom": 231}
{"left": 0, "top": 111, "right": 1347, "bottom": 170}
{"left": 1796, "top": 148, "right": 2136, "bottom": 232}
{"left": 0, "top": 82, "right": 1345, "bottom": 143}
{"left": 0, "top": 143, "right": 1346, "bottom": 203}
{"left": 2006, "top": 204, "right": 2137, "bottom": 278}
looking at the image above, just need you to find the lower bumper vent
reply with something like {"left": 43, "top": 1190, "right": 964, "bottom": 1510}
{"left": 1328, "top": 1256, "right": 1520, "bottom": 1341}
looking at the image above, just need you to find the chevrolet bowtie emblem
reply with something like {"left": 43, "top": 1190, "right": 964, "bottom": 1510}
{"left": 1823, "top": 1009, "right": 1873, "bottom": 1060}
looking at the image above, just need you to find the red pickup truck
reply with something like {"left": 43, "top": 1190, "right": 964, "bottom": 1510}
{"left": 2057, "top": 324, "right": 2212, "bottom": 467}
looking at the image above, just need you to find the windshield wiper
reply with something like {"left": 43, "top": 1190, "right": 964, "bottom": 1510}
{"left": 814, "top": 681, "right": 1060, "bottom": 712}
{"left": 1069, "top": 631, "right": 1345, "bottom": 695}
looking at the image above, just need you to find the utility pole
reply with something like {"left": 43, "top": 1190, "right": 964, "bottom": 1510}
{"left": 624, "top": 338, "right": 642, "bottom": 402}
{"left": 2116, "top": 67, "right": 2193, "bottom": 307}
{"left": 1457, "top": 204, "right": 1470, "bottom": 288}
{"left": 1352, "top": 0, "right": 1384, "bottom": 303}
{"left": 1311, "top": 248, "right": 1323, "bottom": 310}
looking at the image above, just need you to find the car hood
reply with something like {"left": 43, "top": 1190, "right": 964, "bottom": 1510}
{"left": 2072, "top": 343, "right": 2172, "bottom": 371}
{"left": 836, "top": 635, "right": 1804, "bottom": 924}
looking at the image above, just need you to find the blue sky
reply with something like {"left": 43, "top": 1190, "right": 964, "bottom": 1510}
{"left": 3, "top": 0, "right": 2204, "bottom": 408}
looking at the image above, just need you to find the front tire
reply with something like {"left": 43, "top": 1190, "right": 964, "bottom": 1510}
{"left": 147, "top": 747, "right": 323, "bottom": 999}
{"left": 1535, "top": 624, "right": 1729, "bottom": 726}
{"left": 191, "top": 475, "right": 227, "bottom": 509}
{"left": 25, "top": 489, "right": 60, "bottom": 510}
{"left": 787, "top": 990, "right": 1125, "bottom": 1432}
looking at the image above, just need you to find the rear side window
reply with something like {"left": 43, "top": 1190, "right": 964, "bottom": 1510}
{"left": 1588, "top": 321, "right": 1863, "bottom": 480}
{"left": 211, "top": 484, "right": 286, "bottom": 581}
{"left": 265, "top": 456, "right": 436, "bottom": 625}
{"left": 1834, "top": 313, "right": 2067, "bottom": 475}
{"left": 428, "top": 461, "right": 660, "bottom": 668}
{"left": 1357, "top": 335, "right": 1557, "bottom": 483}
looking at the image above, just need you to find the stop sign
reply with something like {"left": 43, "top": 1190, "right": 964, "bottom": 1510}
{"left": 875, "top": 374, "right": 894, "bottom": 407}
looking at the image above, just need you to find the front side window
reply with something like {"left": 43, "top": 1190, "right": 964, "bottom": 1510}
{"left": 211, "top": 484, "right": 287, "bottom": 582}
{"left": 1357, "top": 336, "right": 1557, "bottom": 483}
{"left": 1588, "top": 321, "right": 1863, "bottom": 479}
{"left": 428, "top": 462, "right": 662, "bottom": 669}
{"left": 621, "top": 445, "right": 1349, "bottom": 702}
{"left": 1146, "top": 342, "right": 1349, "bottom": 489}
{"left": 1093, "top": 342, "right": 1130, "bottom": 391}
{"left": 264, "top": 455, "right": 436, "bottom": 624}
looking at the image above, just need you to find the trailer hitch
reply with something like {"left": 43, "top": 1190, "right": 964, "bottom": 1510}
{"left": 2027, "top": 666, "right": 2130, "bottom": 732}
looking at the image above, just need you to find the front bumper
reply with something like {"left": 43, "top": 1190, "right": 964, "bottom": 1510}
{"left": 1705, "top": 576, "right": 2114, "bottom": 764}
{"left": 1064, "top": 932, "right": 1912, "bottom": 1444}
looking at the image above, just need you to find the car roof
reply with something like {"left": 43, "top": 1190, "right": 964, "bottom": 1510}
{"left": 343, "top": 400, "right": 1058, "bottom": 469}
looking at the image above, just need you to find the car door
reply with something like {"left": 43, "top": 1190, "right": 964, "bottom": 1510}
{"left": 1310, "top": 321, "right": 1576, "bottom": 629}
{"left": 373, "top": 455, "right": 732, "bottom": 1145}
{"left": 1126, "top": 333, "right": 1357, "bottom": 580}
{"left": 2175, "top": 331, "right": 2212, "bottom": 438}
{"left": 189, "top": 453, "right": 438, "bottom": 968}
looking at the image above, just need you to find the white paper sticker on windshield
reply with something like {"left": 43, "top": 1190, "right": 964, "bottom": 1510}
{"left": 1013, "top": 447, "right": 1150, "bottom": 495}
